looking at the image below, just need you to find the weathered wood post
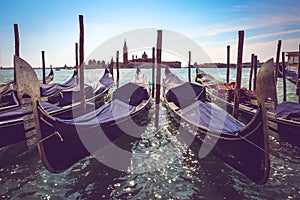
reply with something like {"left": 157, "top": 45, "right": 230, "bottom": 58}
{"left": 253, "top": 55, "right": 258, "bottom": 91}
{"left": 282, "top": 52, "right": 287, "bottom": 101}
{"left": 116, "top": 51, "right": 120, "bottom": 83}
{"left": 232, "top": 30, "right": 244, "bottom": 118}
{"left": 79, "top": 15, "right": 86, "bottom": 113}
{"left": 75, "top": 42, "right": 79, "bottom": 84}
{"left": 297, "top": 44, "right": 300, "bottom": 103}
{"left": 188, "top": 51, "right": 191, "bottom": 82}
{"left": 14, "top": 24, "right": 20, "bottom": 84}
{"left": 226, "top": 45, "right": 230, "bottom": 83}
{"left": 249, "top": 53, "right": 254, "bottom": 90}
{"left": 155, "top": 30, "right": 162, "bottom": 129}
{"left": 41, "top": 51, "right": 46, "bottom": 84}
{"left": 109, "top": 57, "right": 114, "bottom": 79}
{"left": 155, "top": 30, "right": 162, "bottom": 105}
{"left": 152, "top": 47, "right": 155, "bottom": 98}
{"left": 275, "top": 40, "right": 282, "bottom": 83}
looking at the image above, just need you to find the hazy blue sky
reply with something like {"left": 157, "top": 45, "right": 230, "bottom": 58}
{"left": 0, "top": 0, "right": 299, "bottom": 67}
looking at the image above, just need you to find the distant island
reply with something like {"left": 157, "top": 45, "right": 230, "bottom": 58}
{"left": 0, "top": 62, "right": 262, "bottom": 70}
{"left": 0, "top": 40, "right": 264, "bottom": 70}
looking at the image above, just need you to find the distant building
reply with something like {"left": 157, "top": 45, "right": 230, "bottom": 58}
{"left": 286, "top": 51, "right": 299, "bottom": 72}
{"left": 142, "top": 51, "right": 148, "bottom": 60}
{"left": 123, "top": 40, "right": 128, "bottom": 64}
{"left": 121, "top": 41, "right": 181, "bottom": 68}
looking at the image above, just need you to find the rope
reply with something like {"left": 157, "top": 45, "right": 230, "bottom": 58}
{"left": 236, "top": 133, "right": 268, "bottom": 153}
{"left": 37, "top": 131, "right": 64, "bottom": 144}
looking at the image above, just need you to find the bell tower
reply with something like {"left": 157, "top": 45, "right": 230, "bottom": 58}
{"left": 123, "top": 40, "right": 128, "bottom": 64}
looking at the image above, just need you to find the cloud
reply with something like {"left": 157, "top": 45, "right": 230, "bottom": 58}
{"left": 207, "top": 16, "right": 300, "bottom": 36}
{"left": 189, "top": 14, "right": 300, "bottom": 38}
{"left": 247, "top": 29, "right": 300, "bottom": 40}
{"left": 246, "top": 38, "right": 299, "bottom": 55}
{"left": 204, "top": 37, "right": 300, "bottom": 63}
{"left": 199, "top": 28, "right": 300, "bottom": 47}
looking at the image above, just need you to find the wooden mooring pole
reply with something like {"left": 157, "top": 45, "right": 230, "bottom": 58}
{"left": 226, "top": 45, "right": 230, "bottom": 83}
{"left": 41, "top": 51, "right": 46, "bottom": 84}
{"left": 155, "top": 30, "right": 162, "bottom": 105}
{"left": 116, "top": 51, "right": 120, "bottom": 83}
{"left": 109, "top": 57, "right": 114, "bottom": 80}
{"left": 275, "top": 40, "right": 282, "bottom": 84}
{"left": 188, "top": 51, "right": 191, "bottom": 82}
{"left": 253, "top": 55, "right": 258, "bottom": 91}
{"left": 152, "top": 47, "right": 155, "bottom": 98}
{"left": 297, "top": 44, "right": 300, "bottom": 103}
{"left": 232, "top": 30, "right": 244, "bottom": 118}
{"left": 79, "top": 15, "right": 86, "bottom": 113}
{"left": 282, "top": 52, "right": 287, "bottom": 101}
{"left": 75, "top": 42, "right": 79, "bottom": 84}
{"left": 155, "top": 30, "right": 162, "bottom": 129}
{"left": 249, "top": 53, "right": 254, "bottom": 91}
{"left": 14, "top": 24, "right": 20, "bottom": 84}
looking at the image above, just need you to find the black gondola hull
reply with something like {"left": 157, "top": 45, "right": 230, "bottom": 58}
{"left": 37, "top": 99, "right": 150, "bottom": 173}
{"left": 207, "top": 90, "right": 300, "bottom": 142}
{"left": 0, "top": 89, "right": 110, "bottom": 149}
{"left": 164, "top": 99, "right": 269, "bottom": 184}
{"left": 0, "top": 68, "right": 112, "bottom": 149}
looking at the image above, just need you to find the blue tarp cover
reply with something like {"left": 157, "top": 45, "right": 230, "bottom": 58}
{"left": 59, "top": 82, "right": 105, "bottom": 106}
{"left": 269, "top": 101, "right": 300, "bottom": 122}
{"left": 0, "top": 82, "right": 14, "bottom": 95}
{"left": 164, "top": 67, "right": 243, "bottom": 134}
{"left": 40, "top": 74, "right": 77, "bottom": 97}
{"left": 112, "top": 82, "right": 149, "bottom": 106}
{"left": 99, "top": 70, "right": 114, "bottom": 88}
{"left": 182, "top": 100, "right": 244, "bottom": 134}
{"left": 40, "top": 102, "right": 63, "bottom": 113}
{"left": 0, "top": 70, "right": 113, "bottom": 121}
{"left": 58, "top": 69, "right": 113, "bottom": 106}
{"left": 0, "top": 101, "right": 62, "bottom": 121}
{"left": 56, "top": 99, "right": 135, "bottom": 126}
{"left": 163, "top": 70, "right": 184, "bottom": 90}
{"left": 0, "top": 105, "right": 24, "bottom": 121}
{"left": 285, "top": 70, "right": 297, "bottom": 83}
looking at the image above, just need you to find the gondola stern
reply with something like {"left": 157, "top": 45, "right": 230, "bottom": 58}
{"left": 256, "top": 58, "right": 278, "bottom": 110}
{"left": 14, "top": 55, "right": 59, "bottom": 173}
{"left": 253, "top": 58, "right": 277, "bottom": 184}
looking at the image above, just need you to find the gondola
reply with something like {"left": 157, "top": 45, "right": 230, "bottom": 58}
{"left": 195, "top": 68, "right": 257, "bottom": 121}
{"left": 162, "top": 59, "right": 277, "bottom": 184}
{"left": 285, "top": 70, "right": 297, "bottom": 84}
{"left": 196, "top": 65, "right": 300, "bottom": 142}
{"left": 278, "top": 64, "right": 297, "bottom": 85}
{"left": 0, "top": 56, "right": 114, "bottom": 149}
{"left": 0, "top": 70, "right": 77, "bottom": 113}
{"left": 0, "top": 67, "right": 54, "bottom": 95}
{"left": 0, "top": 68, "right": 54, "bottom": 107}
{"left": 40, "top": 66, "right": 54, "bottom": 84}
{"left": 39, "top": 70, "right": 78, "bottom": 104}
{"left": 15, "top": 55, "right": 151, "bottom": 173}
{"left": 268, "top": 102, "right": 300, "bottom": 143}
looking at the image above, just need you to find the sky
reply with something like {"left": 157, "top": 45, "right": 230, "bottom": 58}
{"left": 0, "top": 0, "right": 299, "bottom": 67}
